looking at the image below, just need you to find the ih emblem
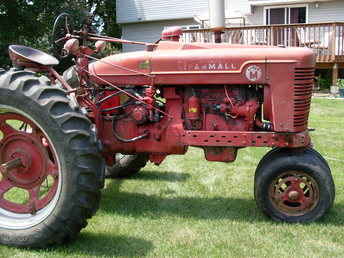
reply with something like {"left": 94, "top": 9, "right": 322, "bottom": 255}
{"left": 245, "top": 65, "right": 262, "bottom": 82}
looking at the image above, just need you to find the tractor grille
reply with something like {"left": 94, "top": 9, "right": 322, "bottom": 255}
{"left": 293, "top": 67, "right": 314, "bottom": 130}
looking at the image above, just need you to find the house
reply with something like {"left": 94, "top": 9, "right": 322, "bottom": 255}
{"left": 117, "top": 0, "right": 344, "bottom": 85}
{"left": 116, "top": 0, "right": 251, "bottom": 52}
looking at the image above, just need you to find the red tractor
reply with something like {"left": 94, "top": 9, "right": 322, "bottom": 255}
{"left": 0, "top": 14, "right": 334, "bottom": 247}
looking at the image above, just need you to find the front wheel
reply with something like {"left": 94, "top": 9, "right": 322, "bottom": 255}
{"left": 105, "top": 153, "right": 149, "bottom": 178}
{"left": 254, "top": 148, "right": 334, "bottom": 223}
{"left": 0, "top": 68, "right": 104, "bottom": 247}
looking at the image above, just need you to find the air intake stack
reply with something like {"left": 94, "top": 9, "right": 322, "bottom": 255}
{"left": 209, "top": 0, "right": 225, "bottom": 43}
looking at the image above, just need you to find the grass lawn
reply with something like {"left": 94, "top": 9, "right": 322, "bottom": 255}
{"left": 1, "top": 98, "right": 344, "bottom": 257}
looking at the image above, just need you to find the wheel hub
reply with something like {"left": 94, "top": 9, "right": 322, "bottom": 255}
{"left": 0, "top": 133, "right": 47, "bottom": 189}
{"left": 288, "top": 190, "right": 300, "bottom": 201}
{"left": 269, "top": 171, "right": 319, "bottom": 216}
{"left": 0, "top": 112, "right": 59, "bottom": 215}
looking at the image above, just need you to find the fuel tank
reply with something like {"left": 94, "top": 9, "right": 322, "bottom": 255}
{"left": 89, "top": 41, "right": 315, "bottom": 86}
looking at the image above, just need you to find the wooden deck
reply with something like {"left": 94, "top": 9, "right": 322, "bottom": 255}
{"left": 181, "top": 22, "right": 344, "bottom": 66}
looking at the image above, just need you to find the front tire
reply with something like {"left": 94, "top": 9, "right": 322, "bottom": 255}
{"left": 105, "top": 153, "right": 149, "bottom": 178}
{"left": 0, "top": 68, "right": 104, "bottom": 247}
{"left": 254, "top": 147, "right": 334, "bottom": 223}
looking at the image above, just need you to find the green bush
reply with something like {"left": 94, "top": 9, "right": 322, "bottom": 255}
{"left": 337, "top": 78, "right": 344, "bottom": 89}
{"left": 0, "top": 1, "right": 121, "bottom": 72}
{"left": 316, "top": 76, "right": 331, "bottom": 90}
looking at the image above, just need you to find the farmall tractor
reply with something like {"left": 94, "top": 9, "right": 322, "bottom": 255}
{"left": 0, "top": 13, "right": 335, "bottom": 247}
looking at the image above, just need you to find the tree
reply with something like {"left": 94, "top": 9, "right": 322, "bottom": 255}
{"left": 0, "top": 0, "right": 121, "bottom": 68}
{"left": 92, "top": 0, "right": 121, "bottom": 38}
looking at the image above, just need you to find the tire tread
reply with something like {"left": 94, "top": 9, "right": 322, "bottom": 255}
{"left": 0, "top": 69, "right": 104, "bottom": 248}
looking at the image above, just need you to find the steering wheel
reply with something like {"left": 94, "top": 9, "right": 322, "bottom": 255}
{"left": 52, "top": 13, "right": 74, "bottom": 58}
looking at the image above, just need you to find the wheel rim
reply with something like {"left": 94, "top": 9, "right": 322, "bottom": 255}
{"left": 0, "top": 107, "right": 61, "bottom": 230}
{"left": 269, "top": 171, "right": 319, "bottom": 216}
{"left": 115, "top": 153, "right": 133, "bottom": 163}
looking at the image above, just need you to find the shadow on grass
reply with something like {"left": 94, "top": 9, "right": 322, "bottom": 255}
{"left": 102, "top": 174, "right": 344, "bottom": 225}
{"left": 130, "top": 170, "right": 190, "bottom": 182}
{"left": 44, "top": 232, "right": 153, "bottom": 257}
{"left": 102, "top": 179, "right": 265, "bottom": 223}
{"left": 315, "top": 203, "right": 344, "bottom": 226}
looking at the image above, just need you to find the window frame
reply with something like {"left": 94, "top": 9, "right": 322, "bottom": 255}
{"left": 264, "top": 4, "right": 309, "bottom": 25}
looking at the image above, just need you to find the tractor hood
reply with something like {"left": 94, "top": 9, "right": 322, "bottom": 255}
{"left": 89, "top": 41, "right": 315, "bottom": 86}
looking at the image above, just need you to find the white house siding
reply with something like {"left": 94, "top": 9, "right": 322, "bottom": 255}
{"left": 226, "top": 0, "right": 251, "bottom": 18}
{"left": 246, "top": 6, "right": 264, "bottom": 25}
{"left": 121, "top": 19, "right": 196, "bottom": 52}
{"left": 116, "top": 0, "right": 251, "bottom": 24}
{"left": 116, "top": 0, "right": 209, "bottom": 24}
{"left": 118, "top": 0, "right": 254, "bottom": 52}
{"left": 246, "top": 0, "right": 344, "bottom": 25}
{"left": 308, "top": 0, "right": 344, "bottom": 23}
{"left": 118, "top": 0, "right": 344, "bottom": 52}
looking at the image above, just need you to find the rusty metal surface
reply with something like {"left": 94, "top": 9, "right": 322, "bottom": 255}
{"left": 269, "top": 171, "right": 319, "bottom": 216}
{"left": 89, "top": 41, "right": 315, "bottom": 133}
{"left": 180, "top": 130, "right": 310, "bottom": 148}
{"left": 7, "top": 29, "right": 316, "bottom": 164}
{"left": 9, "top": 45, "right": 59, "bottom": 66}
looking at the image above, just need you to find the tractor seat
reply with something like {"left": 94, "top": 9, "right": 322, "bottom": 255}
{"left": 8, "top": 45, "right": 59, "bottom": 67}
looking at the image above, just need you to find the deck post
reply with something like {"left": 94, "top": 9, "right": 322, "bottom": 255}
{"left": 270, "top": 26, "right": 274, "bottom": 46}
{"left": 332, "top": 63, "right": 339, "bottom": 86}
{"left": 331, "top": 23, "right": 337, "bottom": 61}
{"left": 214, "top": 31, "right": 222, "bottom": 43}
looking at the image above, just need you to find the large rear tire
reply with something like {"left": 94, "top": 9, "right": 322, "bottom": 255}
{"left": 254, "top": 147, "right": 334, "bottom": 223}
{"left": 0, "top": 68, "right": 104, "bottom": 247}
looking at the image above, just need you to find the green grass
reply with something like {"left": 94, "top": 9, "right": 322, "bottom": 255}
{"left": 1, "top": 98, "right": 344, "bottom": 257}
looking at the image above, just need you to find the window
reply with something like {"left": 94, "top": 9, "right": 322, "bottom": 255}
{"left": 265, "top": 6, "right": 307, "bottom": 25}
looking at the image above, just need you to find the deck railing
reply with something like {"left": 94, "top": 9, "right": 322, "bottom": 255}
{"left": 181, "top": 22, "right": 344, "bottom": 63}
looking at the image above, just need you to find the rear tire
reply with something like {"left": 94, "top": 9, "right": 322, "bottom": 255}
{"left": 105, "top": 153, "right": 148, "bottom": 178}
{"left": 254, "top": 147, "right": 334, "bottom": 223}
{"left": 0, "top": 68, "right": 104, "bottom": 247}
